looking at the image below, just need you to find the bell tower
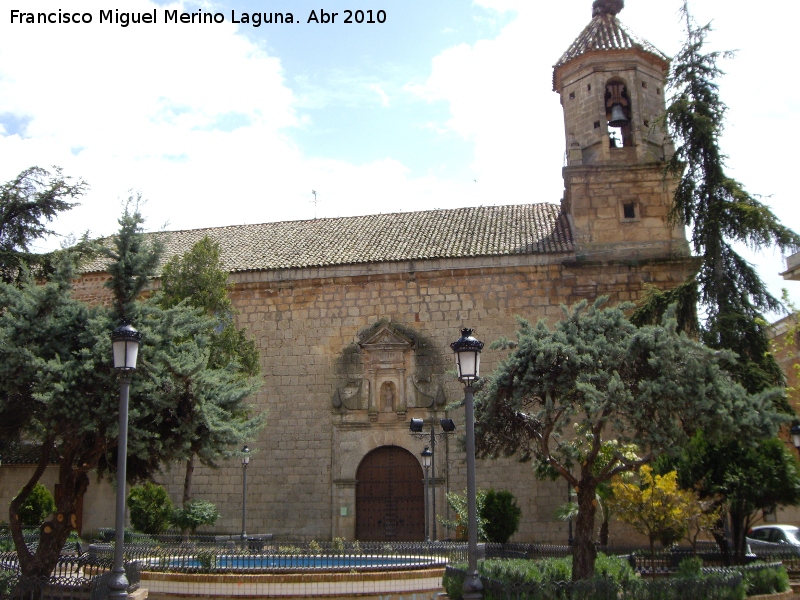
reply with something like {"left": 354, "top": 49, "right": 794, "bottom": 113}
{"left": 553, "top": 0, "right": 689, "bottom": 261}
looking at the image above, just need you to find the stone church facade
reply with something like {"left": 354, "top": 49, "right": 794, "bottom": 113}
{"left": 3, "top": 2, "right": 699, "bottom": 544}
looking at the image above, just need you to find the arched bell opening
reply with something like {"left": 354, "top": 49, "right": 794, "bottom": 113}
{"left": 355, "top": 445, "right": 425, "bottom": 541}
{"left": 605, "top": 79, "right": 633, "bottom": 148}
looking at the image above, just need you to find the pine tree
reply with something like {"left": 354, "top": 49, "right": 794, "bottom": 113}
{"left": 158, "top": 236, "right": 263, "bottom": 510}
{"left": 0, "top": 167, "right": 86, "bottom": 284}
{"left": 632, "top": 2, "right": 800, "bottom": 401}
{"left": 475, "top": 299, "right": 783, "bottom": 580}
{"left": 0, "top": 206, "right": 259, "bottom": 578}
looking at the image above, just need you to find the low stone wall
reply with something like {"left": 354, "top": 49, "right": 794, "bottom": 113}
{"left": 142, "top": 567, "right": 445, "bottom": 599}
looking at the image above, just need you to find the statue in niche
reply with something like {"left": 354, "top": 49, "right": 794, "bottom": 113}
{"left": 380, "top": 381, "right": 396, "bottom": 412}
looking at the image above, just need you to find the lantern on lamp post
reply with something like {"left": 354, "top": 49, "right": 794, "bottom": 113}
{"left": 420, "top": 446, "right": 432, "bottom": 542}
{"left": 791, "top": 424, "right": 800, "bottom": 452}
{"left": 108, "top": 321, "right": 141, "bottom": 600}
{"left": 450, "top": 328, "right": 484, "bottom": 600}
{"left": 241, "top": 445, "right": 250, "bottom": 541}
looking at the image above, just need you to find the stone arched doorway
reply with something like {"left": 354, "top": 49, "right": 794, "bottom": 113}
{"left": 355, "top": 446, "right": 424, "bottom": 541}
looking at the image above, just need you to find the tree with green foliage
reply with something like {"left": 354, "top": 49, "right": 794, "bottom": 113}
{"left": 475, "top": 299, "right": 783, "bottom": 580}
{"left": 0, "top": 203, "right": 261, "bottom": 579}
{"left": 553, "top": 428, "right": 640, "bottom": 547}
{"left": 128, "top": 482, "right": 174, "bottom": 535}
{"left": 632, "top": 2, "right": 800, "bottom": 402}
{"left": 157, "top": 236, "right": 263, "bottom": 509}
{"left": 665, "top": 433, "right": 800, "bottom": 564}
{"left": 0, "top": 166, "right": 87, "bottom": 284}
{"left": 480, "top": 490, "right": 522, "bottom": 544}
{"left": 171, "top": 499, "right": 220, "bottom": 535}
{"left": 17, "top": 484, "right": 56, "bottom": 529}
{"left": 440, "top": 489, "right": 487, "bottom": 541}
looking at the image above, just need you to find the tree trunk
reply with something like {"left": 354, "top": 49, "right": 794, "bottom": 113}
{"left": 712, "top": 514, "right": 732, "bottom": 566}
{"left": 10, "top": 452, "right": 89, "bottom": 580}
{"left": 183, "top": 455, "right": 194, "bottom": 507}
{"left": 729, "top": 505, "right": 749, "bottom": 565}
{"left": 598, "top": 519, "right": 609, "bottom": 547}
{"left": 572, "top": 483, "right": 598, "bottom": 581}
{"left": 181, "top": 455, "right": 195, "bottom": 540}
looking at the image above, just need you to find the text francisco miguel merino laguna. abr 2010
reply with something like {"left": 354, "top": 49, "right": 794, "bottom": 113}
{"left": 9, "top": 8, "right": 387, "bottom": 27}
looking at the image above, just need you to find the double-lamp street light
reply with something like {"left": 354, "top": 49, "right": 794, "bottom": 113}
{"left": 410, "top": 416, "right": 456, "bottom": 542}
{"left": 109, "top": 321, "right": 141, "bottom": 600}
{"left": 451, "top": 328, "right": 484, "bottom": 600}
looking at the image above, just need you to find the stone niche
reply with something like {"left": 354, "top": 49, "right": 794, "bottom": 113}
{"left": 332, "top": 321, "right": 446, "bottom": 421}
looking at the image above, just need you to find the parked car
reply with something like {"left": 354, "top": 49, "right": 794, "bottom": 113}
{"left": 746, "top": 525, "right": 800, "bottom": 555}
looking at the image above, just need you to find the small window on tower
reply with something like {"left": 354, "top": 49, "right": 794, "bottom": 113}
{"left": 623, "top": 203, "right": 636, "bottom": 219}
{"left": 569, "top": 92, "right": 575, "bottom": 100}
{"left": 641, "top": 81, "right": 647, "bottom": 89}
{"left": 587, "top": 84, "right": 592, "bottom": 91}
{"left": 594, "top": 121, "right": 601, "bottom": 129}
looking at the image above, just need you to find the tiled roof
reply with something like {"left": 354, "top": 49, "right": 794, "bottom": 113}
{"left": 82, "top": 204, "right": 574, "bottom": 274}
{"left": 554, "top": 13, "right": 668, "bottom": 71}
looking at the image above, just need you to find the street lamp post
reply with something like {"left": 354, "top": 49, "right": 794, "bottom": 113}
{"left": 421, "top": 446, "right": 432, "bottom": 542}
{"left": 451, "top": 328, "right": 484, "bottom": 600}
{"left": 410, "top": 417, "right": 456, "bottom": 541}
{"left": 109, "top": 321, "right": 141, "bottom": 600}
{"left": 241, "top": 445, "right": 250, "bottom": 541}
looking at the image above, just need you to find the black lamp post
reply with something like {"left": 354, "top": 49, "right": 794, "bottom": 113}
{"left": 410, "top": 417, "right": 456, "bottom": 541}
{"left": 451, "top": 328, "right": 484, "bottom": 600}
{"left": 791, "top": 424, "right": 800, "bottom": 452}
{"left": 421, "top": 446, "right": 432, "bottom": 542}
{"left": 109, "top": 321, "right": 141, "bottom": 600}
{"left": 241, "top": 445, "right": 250, "bottom": 541}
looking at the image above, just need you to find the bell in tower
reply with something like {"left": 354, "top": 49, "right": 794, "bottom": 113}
{"left": 553, "top": 0, "right": 689, "bottom": 261}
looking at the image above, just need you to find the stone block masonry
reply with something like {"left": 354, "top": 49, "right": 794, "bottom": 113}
{"left": 70, "top": 250, "right": 694, "bottom": 543}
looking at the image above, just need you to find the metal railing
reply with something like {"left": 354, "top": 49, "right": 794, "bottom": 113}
{"left": 446, "top": 565, "right": 746, "bottom": 600}
{"left": 0, "top": 555, "right": 140, "bottom": 600}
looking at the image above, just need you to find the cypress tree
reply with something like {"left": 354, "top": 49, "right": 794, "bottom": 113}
{"left": 632, "top": 2, "right": 800, "bottom": 400}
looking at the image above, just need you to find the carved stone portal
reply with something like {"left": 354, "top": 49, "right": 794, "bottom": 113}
{"left": 332, "top": 321, "right": 448, "bottom": 419}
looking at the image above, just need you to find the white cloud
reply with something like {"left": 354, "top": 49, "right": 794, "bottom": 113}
{"left": 368, "top": 83, "right": 390, "bottom": 108}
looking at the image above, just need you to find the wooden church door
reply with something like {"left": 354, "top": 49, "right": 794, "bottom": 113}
{"left": 355, "top": 446, "right": 424, "bottom": 541}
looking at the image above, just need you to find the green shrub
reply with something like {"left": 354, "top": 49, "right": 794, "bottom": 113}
{"left": 480, "top": 489, "right": 522, "bottom": 543}
{"left": 171, "top": 499, "right": 220, "bottom": 534}
{"left": 128, "top": 482, "right": 173, "bottom": 535}
{"left": 440, "top": 489, "right": 487, "bottom": 541}
{"left": 675, "top": 556, "right": 703, "bottom": 578}
{"left": 0, "top": 571, "right": 16, "bottom": 596}
{"left": 594, "top": 552, "right": 638, "bottom": 585}
{"left": 741, "top": 563, "right": 789, "bottom": 596}
{"left": 17, "top": 483, "right": 56, "bottom": 528}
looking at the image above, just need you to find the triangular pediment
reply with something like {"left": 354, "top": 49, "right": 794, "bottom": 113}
{"left": 359, "top": 323, "right": 414, "bottom": 350}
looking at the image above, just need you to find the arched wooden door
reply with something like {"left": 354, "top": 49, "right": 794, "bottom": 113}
{"left": 355, "top": 446, "right": 424, "bottom": 541}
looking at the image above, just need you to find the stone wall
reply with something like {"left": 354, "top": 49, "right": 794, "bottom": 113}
{"left": 0, "top": 465, "right": 117, "bottom": 535}
{"left": 64, "top": 250, "right": 694, "bottom": 543}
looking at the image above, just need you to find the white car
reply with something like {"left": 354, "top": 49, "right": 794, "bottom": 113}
{"left": 746, "top": 525, "right": 800, "bottom": 554}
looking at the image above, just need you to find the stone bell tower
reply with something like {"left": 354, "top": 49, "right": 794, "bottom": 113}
{"left": 553, "top": 0, "right": 689, "bottom": 261}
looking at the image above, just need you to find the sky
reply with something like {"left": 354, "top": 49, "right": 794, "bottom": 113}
{"left": 1, "top": 0, "right": 798, "bottom": 312}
